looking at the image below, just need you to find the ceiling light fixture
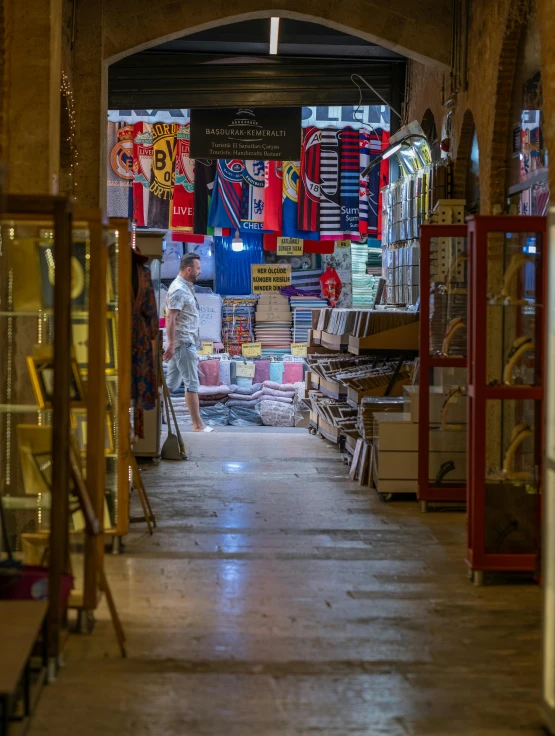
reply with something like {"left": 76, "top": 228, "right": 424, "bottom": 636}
{"left": 231, "top": 230, "right": 244, "bottom": 252}
{"left": 269, "top": 17, "right": 280, "bottom": 55}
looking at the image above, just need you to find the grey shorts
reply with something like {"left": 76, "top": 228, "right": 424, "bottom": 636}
{"left": 166, "top": 342, "right": 200, "bottom": 393}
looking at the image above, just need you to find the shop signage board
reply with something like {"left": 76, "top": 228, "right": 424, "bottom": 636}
{"left": 236, "top": 361, "right": 257, "bottom": 377}
{"left": 197, "top": 341, "right": 214, "bottom": 355}
{"left": 241, "top": 343, "right": 262, "bottom": 359}
{"left": 277, "top": 237, "right": 303, "bottom": 256}
{"left": 251, "top": 264, "right": 291, "bottom": 293}
{"left": 190, "top": 107, "right": 301, "bottom": 160}
{"left": 291, "top": 343, "right": 308, "bottom": 357}
{"left": 336, "top": 240, "right": 351, "bottom": 249}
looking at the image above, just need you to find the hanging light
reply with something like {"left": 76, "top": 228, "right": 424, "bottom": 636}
{"left": 231, "top": 230, "right": 244, "bottom": 252}
{"left": 269, "top": 17, "right": 280, "bottom": 55}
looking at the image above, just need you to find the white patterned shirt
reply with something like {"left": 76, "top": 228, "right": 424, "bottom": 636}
{"left": 166, "top": 275, "right": 200, "bottom": 347}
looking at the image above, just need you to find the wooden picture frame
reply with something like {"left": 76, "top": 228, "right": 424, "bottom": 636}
{"left": 72, "top": 313, "right": 117, "bottom": 374}
{"left": 26, "top": 353, "right": 86, "bottom": 409}
{"left": 71, "top": 410, "right": 114, "bottom": 455}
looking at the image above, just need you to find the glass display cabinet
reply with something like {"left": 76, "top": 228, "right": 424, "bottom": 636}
{"left": 418, "top": 224, "right": 468, "bottom": 510}
{"left": 0, "top": 195, "right": 73, "bottom": 668}
{"left": 467, "top": 215, "right": 546, "bottom": 584}
{"left": 543, "top": 205, "right": 555, "bottom": 734}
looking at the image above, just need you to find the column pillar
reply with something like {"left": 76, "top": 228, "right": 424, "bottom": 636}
{"left": 4, "top": 0, "right": 62, "bottom": 194}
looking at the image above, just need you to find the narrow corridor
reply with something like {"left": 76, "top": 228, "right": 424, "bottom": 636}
{"left": 29, "top": 431, "right": 542, "bottom": 735}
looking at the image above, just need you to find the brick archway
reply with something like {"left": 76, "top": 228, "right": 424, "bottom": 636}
{"left": 453, "top": 109, "right": 477, "bottom": 201}
{"left": 486, "top": 1, "right": 530, "bottom": 212}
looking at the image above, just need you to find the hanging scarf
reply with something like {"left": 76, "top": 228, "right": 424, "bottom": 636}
{"left": 282, "top": 161, "right": 320, "bottom": 240}
{"left": 148, "top": 121, "right": 178, "bottom": 229}
{"left": 240, "top": 160, "right": 266, "bottom": 233}
{"left": 107, "top": 122, "right": 133, "bottom": 219}
{"left": 298, "top": 126, "right": 321, "bottom": 232}
{"left": 263, "top": 160, "right": 283, "bottom": 232}
{"left": 319, "top": 127, "right": 341, "bottom": 240}
{"left": 194, "top": 159, "right": 217, "bottom": 235}
{"left": 170, "top": 124, "right": 195, "bottom": 232}
{"left": 359, "top": 127, "right": 383, "bottom": 237}
{"left": 208, "top": 159, "right": 244, "bottom": 230}
{"left": 132, "top": 122, "right": 152, "bottom": 227}
{"left": 339, "top": 126, "right": 360, "bottom": 240}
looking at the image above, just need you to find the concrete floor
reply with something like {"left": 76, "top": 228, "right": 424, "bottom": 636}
{"left": 29, "top": 431, "right": 543, "bottom": 735}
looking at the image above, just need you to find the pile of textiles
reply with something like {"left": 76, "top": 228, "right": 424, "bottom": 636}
{"left": 221, "top": 296, "right": 258, "bottom": 357}
{"left": 290, "top": 269, "right": 323, "bottom": 293}
{"left": 351, "top": 240, "right": 380, "bottom": 309}
{"left": 254, "top": 293, "right": 292, "bottom": 355}
{"left": 289, "top": 295, "right": 328, "bottom": 343}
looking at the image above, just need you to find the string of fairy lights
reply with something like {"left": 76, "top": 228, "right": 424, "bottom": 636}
{"left": 60, "top": 71, "right": 78, "bottom": 198}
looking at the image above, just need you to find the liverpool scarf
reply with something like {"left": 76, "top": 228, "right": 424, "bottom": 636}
{"left": 319, "top": 128, "right": 341, "bottom": 240}
{"left": 107, "top": 122, "right": 133, "bottom": 219}
{"left": 263, "top": 161, "right": 282, "bottom": 232}
{"left": 208, "top": 160, "right": 244, "bottom": 230}
{"left": 339, "top": 126, "right": 360, "bottom": 240}
{"left": 148, "top": 122, "right": 178, "bottom": 229}
{"left": 132, "top": 122, "right": 152, "bottom": 227}
{"left": 171, "top": 123, "right": 195, "bottom": 232}
{"left": 298, "top": 126, "right": 321, "bottom": 232}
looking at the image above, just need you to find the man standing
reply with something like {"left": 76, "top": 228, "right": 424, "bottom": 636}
{"left": 163, "top": 252, "right": 215, "bottom": 433}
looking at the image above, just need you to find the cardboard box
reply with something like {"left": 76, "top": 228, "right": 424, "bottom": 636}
{"left": 257, "top": 293, "right": 289, "bottom": 306}
{"left": 312, "top": 329, "right": 322, "bottom": 344}
{"left": 256, "top": 309, "right": 292, "bottom": 322}
{"left": 374, "top": 412, "right": 418, "bottom": 450}
{"left": 405, "top": 386, "right": 467, "bottom": 425}
{"left": 309, "top": 410, "right": 319, "bottom": 428}
{"left": 318, "top": 417, "right": 340, "bottom": 441}
{"left": 321, "top": 331, "right": 350, "bottom": 350}
{"left": 319, "top": 376, "right": 347, "bottom": 399}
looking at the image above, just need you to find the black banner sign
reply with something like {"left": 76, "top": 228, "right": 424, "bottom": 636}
{"left": 190, "top": 107, "right": 301, "bottom": 160}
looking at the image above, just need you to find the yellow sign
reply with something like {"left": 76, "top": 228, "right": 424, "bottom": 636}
{"left": 277, "top": 237, "right": 303, "bottom": 256}
{"left": 251, "top": 265, "right": 291, "bottom": 293}
{"left": 236, "top": 362, "right": 256, "bottom": 378}
{"left": 241, "top": 342, "right": 262, "bottom": 358}
{"left": 291, "top": 342, "right": 308, "bottom": 357}
{"left": 336, "top": 240, "right": 351, "bottom": 249}
{"left": 197, "top": 341, "right": 213, "bottom": 355}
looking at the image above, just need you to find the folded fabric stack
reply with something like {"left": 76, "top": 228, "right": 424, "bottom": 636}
{"left": 198, "top": 384, "right": 231, "bottom": 407}
{"left": 352, "top": 240, "right": 380, "bottom": 308}
{"left": 227, "top": 383, "right": 263, "bottom": 407}
{"left": 254, "top": 292, "right": 292, "bottom": 355}
{"left": 289, "top": 295, "right": 328, "bottom": 343}
{"left": 222, "top": 296, "right": 258, "bottom": 357}
{"left": 259, "top": 380, "right": 296, "bottom": 404}
{"left": 290, "top": 268, "right": 323, "bottom": 293}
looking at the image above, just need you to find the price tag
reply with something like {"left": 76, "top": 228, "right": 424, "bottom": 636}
{"left": 197, "top": 341, "right": 214, "bottom": 355}
{"left": 242, "top": 342, "right": 262, "bottom": 358}
{"left": 336, "top": 240, "right": 351, "bottom": 249}
{"left": 236, "top": 362, "right": 256, "bottom": 378}
{"left": 277, "top": 237, "right": 303, "bottom": 256}
{"left": 291, "top": 342, "right": 307, "bottom": 357}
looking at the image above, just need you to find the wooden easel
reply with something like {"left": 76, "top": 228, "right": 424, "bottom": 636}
{"left": 68, "top": 443, "right": 127, "bottom": 657}
{"left": 129, "top": 452, "right": 157, "bottom": 535}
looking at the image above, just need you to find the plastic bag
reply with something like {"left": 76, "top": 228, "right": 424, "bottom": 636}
{"left": 259, "top": 400, "right": 296, "bottom": 427}
{"left": 200, "top": 402, "right": 230, "bottom": 426}
{"left": 319, "top": 266, "right": 342, "bottom": 307}
{"left": 229, "top": 405, "right": 263, "bottom": 426}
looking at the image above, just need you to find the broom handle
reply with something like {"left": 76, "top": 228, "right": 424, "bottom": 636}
{"left": 159, "top": 352, "right": 185, "bottom": 453}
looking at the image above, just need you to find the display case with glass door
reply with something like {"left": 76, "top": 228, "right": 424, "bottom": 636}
{"left": 467, "top": 215, "right": 546, "bottom": 583}
{"left": 418, "top": 224, "right": 468, "bottom": 510}
{"left": 0, "top": 195, "right": 74, "bottom": 665}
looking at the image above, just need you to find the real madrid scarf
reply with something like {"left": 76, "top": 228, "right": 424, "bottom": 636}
{"left": 319, "top": 127, "right": 342, "bottom": 240}
{"left": 107, "top": 122, "right": 133, "bottom": 219}
{"left": 340, "top": 126, "right": 360, "bottom": 241}
{"left": 170, "top": 124, "right": 195, "bottom": 232}
{"left": 263, "top": 161, "right": 282, "bottom": 232}
{"left": 132, "top": 122, "right": 152, "bottom": 227}
{"left": 298, "top": 126, "right": 321, "bottom": 232}
{"left": 208, "top": 160, "right": 244, "bottom": 230}
{"left": 282, "top": 161, "right": 320, "bottom": 240}
{"left": 240, "top": 160, "right": 266, "bottom": 233}
{"left": 147, "top": 122, "right": 179, "bottom": 229}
